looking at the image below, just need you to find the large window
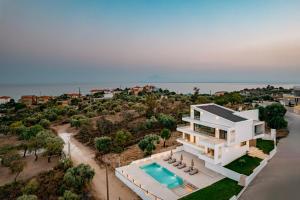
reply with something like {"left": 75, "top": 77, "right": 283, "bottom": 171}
{"left": 184, "top": 133, "right": 190, "bottom": 141}
{"left": 207, "top": 148, "right": 214, "bottom": 158}
{"left": 255, "top": 125, "right": 263, "bottom": 135}
{"left": 219, "top": 130, "right": 227, "bottom": 140}
{"left": 194, "top": 110, "right": 201, "bottom": 120}
{"left": 194, "top": 124, "right": 215, "bottom": 137}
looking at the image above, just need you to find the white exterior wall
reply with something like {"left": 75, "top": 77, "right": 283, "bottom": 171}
{"left": 0, "top": 98, "right": 10, "bottom": 104}
{"left": 221, "top": 143, "right": 249, "bottom": 166}
{"left": 233, "top": 120, "right": 254, "bottom": 143}
{"left": 180, "top": 104, "right": 265, "bottom": 167}
{"left": 234, "top": 109, "right": 259, "bottom": 120}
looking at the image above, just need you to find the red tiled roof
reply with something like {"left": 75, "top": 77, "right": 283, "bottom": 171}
{"left": 0, "top": 96, "right": 11, "bottom": 99}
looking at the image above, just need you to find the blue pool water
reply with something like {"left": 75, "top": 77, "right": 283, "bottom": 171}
{"left": 140, "top": 163, "right": 183, "bottom": 189}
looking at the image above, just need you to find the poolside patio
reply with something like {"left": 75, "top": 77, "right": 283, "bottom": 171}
{"left": 116, "top": 149, "right": 224, "bottom": 200}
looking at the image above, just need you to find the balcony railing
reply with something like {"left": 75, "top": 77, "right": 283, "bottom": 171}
{"left": 182, "top": 115, "right": 200, "bottom": 120}
{"left": 116, "top": 169, "right": 163, "bottom": 200}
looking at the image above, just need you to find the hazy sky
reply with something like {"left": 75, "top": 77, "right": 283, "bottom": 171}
{"left": 0, "top": 0, "right": 300, "bottom": 84}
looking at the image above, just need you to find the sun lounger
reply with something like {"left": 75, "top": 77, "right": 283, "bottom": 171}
{"left": 184, "top": 167, "right": 192, "bottom": 173}
{"left": 173, "top": 161, "right": 181, "bottom": 167}
{"left": 168, "top": 158, "right": 176, "bottom": 164}
{"left": 163, "top": 156, "right": 171, "bottom": 161}
{"left": 189, "top": 168, "right": 199, "bottom": 175}
{"left": 177, "top": 163, "right": 186, "bottom": 169}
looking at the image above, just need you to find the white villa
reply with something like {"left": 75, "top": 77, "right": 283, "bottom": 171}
{"left": 116, "top": 104, "right": 273, "bottom": 200}
{"left": 177, "top": 103, "right": 265, "bottom": 166}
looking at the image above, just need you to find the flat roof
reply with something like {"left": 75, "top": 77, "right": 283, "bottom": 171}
{"left": 198, "top": 104, "right": 247, "bottom": 122}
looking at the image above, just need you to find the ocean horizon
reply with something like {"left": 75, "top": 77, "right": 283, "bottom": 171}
{"left": 0, "top": 82, "right": 298, "bottom": 100}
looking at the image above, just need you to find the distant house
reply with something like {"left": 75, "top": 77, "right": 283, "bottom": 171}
{"left": 282, "top": 86, "right": 300, "bottom": 106}
{"left": 143, "top": 85, "right": 156, "bottom": 92}
{"left": 20, "top": 95, "right": 38, "bottom": 106}
{"left": 214, "top": 91, "right": 227, "bottom": 97}
{"left": 57, "top": 100, "right": 69, "bottom": 107}
{"left": 90, "top": 89, "right": 111, "bottom": 95}
{"left": 0, "top": 96, "right": 11, "bottom": 104}
{"left": 129, "top": 86, "right": 144, "bottom": 96}
{"left": 66, "top": 93, "right": 81, "bottom": 99}
{"left": 90, "top": 88, "right": 114, "bottom": 100}
{"left": 129, "top": 85, "right": 156, "bottom": 96}
{"left": 37, "top": 96, "right": 52, "bottom": 104}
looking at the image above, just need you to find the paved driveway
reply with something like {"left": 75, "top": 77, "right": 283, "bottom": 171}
{"left": 241, "top": 111, "right": 300, "bottom": 200}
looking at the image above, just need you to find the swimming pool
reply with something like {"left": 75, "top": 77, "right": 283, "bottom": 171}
{"left": 140, "top": 162, "right": 183, "bottom": 189}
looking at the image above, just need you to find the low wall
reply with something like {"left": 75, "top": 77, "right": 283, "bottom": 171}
{"left": 229, "top": 147, "right": 277, "bottom": 199}
{"left": 205, "top": 162, "right": 241, "bottom": 182}
{"left": 244, "top": 159, "right": 267, "bottom": 186}
{"left": 115, "top": 168, "right": 160, "bottom": 200}
{"left": 268, "top": 148, "right": 277, "bottom": 160}
{"left": 131, "top": 146, "right": 183, "bottom": 165}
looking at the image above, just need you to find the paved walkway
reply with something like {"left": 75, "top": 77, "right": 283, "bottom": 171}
{"left": 53, "top": 124, "right": 139, "bottom": 200}
{"left": 241, "top": 111, "right": 300, "bottom": 199}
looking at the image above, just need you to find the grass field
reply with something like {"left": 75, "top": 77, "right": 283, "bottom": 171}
{"left": 180, "top": 178, "right": 243, "bottom": 200}
{"left": 256, "top": 139, "right": 274, "bottom": 154}
{"left": 225, "top": 155, "right": 262, "bottom": 176}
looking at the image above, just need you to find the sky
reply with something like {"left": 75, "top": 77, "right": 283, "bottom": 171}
{"left": 0, "top": 0, "right": 300, "bottom": 84}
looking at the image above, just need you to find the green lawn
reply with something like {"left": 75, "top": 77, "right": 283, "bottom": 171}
{"left": 180, "top": 178, "right": 243, "bottom": 200}
{"left": 225, "top": 155, "right": 262, "bottom": 176}
{"left": 256, "top": 139, "right": 275, "bottom": 154}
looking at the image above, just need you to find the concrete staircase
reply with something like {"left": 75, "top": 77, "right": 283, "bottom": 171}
{"left": 171, "top": 182, "right": 198, "bottom": 197}
{"left": 248, "top": 147, "right": 268, "bottom": 159}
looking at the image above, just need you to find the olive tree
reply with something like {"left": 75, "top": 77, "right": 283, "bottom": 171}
{"left": 63, "top": 164, "right": 95, "bottom": 191}
{"left": 94, "top": 136, "right": 112, "bottom": 157}
{"left": 138, "top": 134, "right": 160, "bottom": 156}
{"left": 160, "top": 128, "right": 171, "bottom": 147}
{"left": 45, "top": 135, "right": 64, "bottom": 162}
{"left": 114, "top": 130, "right": 132, "bottom": 150}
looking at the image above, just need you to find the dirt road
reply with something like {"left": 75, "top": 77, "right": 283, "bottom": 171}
{"left": 53, "top": 124, "right": 139, "bottom": 200}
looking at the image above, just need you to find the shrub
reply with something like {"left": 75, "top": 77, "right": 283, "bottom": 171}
{"left": 22, "top": 179, "right": 39, "bottom": 195}
{"left": 58, "top": 190, "right": 80, "bottom": 200}
{"left": 268, "top": 116, "right": 288, "bottom": 129}
{"left": 114, "top": 130, "right": 132, "bottom": 150}
{"left": 157, "top": 114, "right": 176, "bottom": 130}
{"left": 145, "top": 116, "right": 159, "bottom": 129}
{"left": 94, "top": 136, "right": 112, "bottom": 155}
{"left": 63, "top": 164, "right": 95, "bottom": 191}
{"left": 96, "top": 117, "right": 114, "bottom": 135}
{"left": 17, "top": 194, "right": 38, "bottom": 200}
{"left": 138, "top": 134, "right": 160, "bottom": 156}
{"left": 57, "top": 158, "right": 73, "bottom": 171}
{"left": 39, "top": 119, "right": 51, "bottom": 129}
{"left": 264, "top": 103, "right": 287, "bottom": 129}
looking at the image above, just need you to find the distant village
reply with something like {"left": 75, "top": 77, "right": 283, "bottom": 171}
{"left": 0, "top": 85, "right": 156, "bottom": 107}
{"left": 1, "top": 85, "right": 299, "bottom": 113}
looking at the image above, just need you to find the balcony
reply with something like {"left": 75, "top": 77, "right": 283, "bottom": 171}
{"left": 177, "top": 126, "right": 225, "bottom": 148}
{"left": 177, "top": 138, "right": 216, "bottom": 164}
{"left": 181, "top": 116, "right": 231, "bottom": 131}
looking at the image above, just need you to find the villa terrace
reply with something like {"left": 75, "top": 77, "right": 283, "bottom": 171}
{"left": 116, "top": 148, "right": 224, "bottom": 200}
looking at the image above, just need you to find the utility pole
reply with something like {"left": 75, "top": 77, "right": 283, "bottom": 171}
{"left": 68, "top": 136, "right": 71, "bottom": 159}
{"left": 106, "top": 163, "right": 109, "bottom": 200}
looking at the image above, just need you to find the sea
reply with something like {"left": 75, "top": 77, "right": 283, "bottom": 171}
{"left": 0, "top": 82, "right": 297, "bottom": 100}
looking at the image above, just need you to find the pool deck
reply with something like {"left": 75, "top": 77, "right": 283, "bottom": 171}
{"left": 116, "top": 150, "right": 224, "bottom": 200}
